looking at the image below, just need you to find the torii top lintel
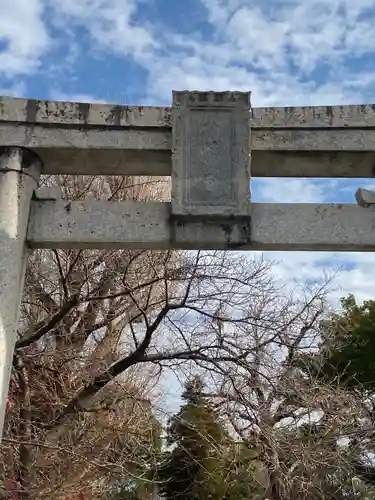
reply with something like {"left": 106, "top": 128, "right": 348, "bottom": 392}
{"left": 0, "top": 93, "right": 375, "bottom": 178}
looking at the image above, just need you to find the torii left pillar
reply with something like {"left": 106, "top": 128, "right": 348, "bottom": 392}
{"left": 0, "top": 147, "right": 42, "bottom": 442}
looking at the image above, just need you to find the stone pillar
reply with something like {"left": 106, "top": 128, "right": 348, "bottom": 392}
{"left": 0, "top": 147, "right": 42, "bottom": 442}
{"left": 170, "top": 91, "right": 251, "bottom": 249}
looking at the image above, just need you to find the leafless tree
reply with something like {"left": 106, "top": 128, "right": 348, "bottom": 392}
{"left": 0, "top": 173, "right": 286, "bottom": 499}
{"left": 201, "top": 277, "right": 374, "bottom": 500}
{"left": 1, "top": 172, "right": 354, "bottom": 500}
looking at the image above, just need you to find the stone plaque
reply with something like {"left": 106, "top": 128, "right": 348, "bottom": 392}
{"left": 171, "top": 91, "right": 251, "bottom": 217}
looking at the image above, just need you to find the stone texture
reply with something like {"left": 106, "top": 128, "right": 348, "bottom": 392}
{"left": 27, "top": 200, "right": 375, "bottom": 252}
{"left": 1, "top": 95, "right": 375, "bottom": 129}
{"left": 171, "top": 91, "right": 251, "bottom": 217}
{"left": 356, "top": 188, "right": 375, "bottom": 208}
{"left": 0, "top": 123, "right": 169, "bottom": 150}
{"left": 34, "top": 186, "right": 62, "bottom": 200}
{"left": 251, "top": 203, "right": 375, "bottom": 251}
{"left": 0, "top": 96, "right": 171, "bottom": 127}
{"left": 0, "top": 122, "right": 171, "bottom": 177}
{"left": 2, "top": 95, "right": 375, "bottom": 178}
{"left": 253, "top": 129, "right": 375, "bottom": 151}
{"left": 251, "top": 151, "right": 375, "bottom": 178}
{"left": 35, "top": 149, "right": 171, "bottom": 177}
{"left": 251, "top": 104, "right": 375, "bottom": 128}
{"left": 0, "top": 147, "right": 42, "bottom": 442}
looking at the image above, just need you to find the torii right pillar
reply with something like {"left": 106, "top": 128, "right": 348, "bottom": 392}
{"left": 170, "top": 91, "right": 252, "bottom": 249}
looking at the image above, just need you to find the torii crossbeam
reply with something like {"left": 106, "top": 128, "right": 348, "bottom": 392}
{"left": 0, "top": 90, "right": 375, "bottom": 440}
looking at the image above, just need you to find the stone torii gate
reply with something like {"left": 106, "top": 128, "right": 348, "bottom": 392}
{"left": 0, "top": 90, "right": 375, "bottom": 440}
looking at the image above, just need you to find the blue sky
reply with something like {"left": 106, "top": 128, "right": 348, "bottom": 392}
{"left": 2, "top": 0, "right": 375, "bottom": 304}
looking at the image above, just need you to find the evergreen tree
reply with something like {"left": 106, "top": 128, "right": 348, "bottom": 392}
{"left": 292, "top": 294, "right": 375, "bottom": 495}
{"left": 295, "top": 294, "right": 375, "bottom": 393}
{"left": 222, "top": 442, "right": 265, "bottom": 500}
{"left": 157, "top": 376, "right": 227, "bottom": 500}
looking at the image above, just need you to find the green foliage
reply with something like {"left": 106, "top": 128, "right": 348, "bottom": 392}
{"left": 291, "top": 296, "right": 375, "bottom": 496}
{"left": 222, "top": 442, "right": 265, "bottom": 500}
{"left": 156, "top": 376, "right": 264, "bottom": 500}
{"left": 295, "top": 294, "right": 375, "bottom": 392}
{"left": 157, "top": 376, "right": 227, "bottom": 500}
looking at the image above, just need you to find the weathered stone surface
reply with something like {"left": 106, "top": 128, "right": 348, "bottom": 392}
{"left": 253, "top": 129, "right": 375, "bottom": 151}
{"left": 0, "top": 123, "right": 169, "bottom": 150}
{"left": 33, "top": 186, "right": 62, "bottom": 201}
{"left": 171, "top": 91, "right": 251, "bottom": 217}
{"left": 0, "top": 147, "right": 42, "bottom": 443}
{"left": 250, "top": 151, "right": 375, "bottom": 178}
{"left": 0, "top": 96, "right": 171, "bottom": 127}
{"left": 2, "top": 95, "right": 375, "bottom": 177}
{"left": 2, "top": 95, "right": 375, "bottom": 129}
{"left": 27, "top": 200, "right": 375, "bottom": 252}
{"left": 251, "top": 104, "right": 375, "bottom": 128}
{"left": 356, "top": 188, "right": 375, "bottom": 208}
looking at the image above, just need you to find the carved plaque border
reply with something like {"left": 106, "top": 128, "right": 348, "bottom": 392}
{"left": 172, "top": 91, "right": 251, "bottom": 217}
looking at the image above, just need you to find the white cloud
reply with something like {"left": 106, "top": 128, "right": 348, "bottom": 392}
{"left": 0, "top": 0, "right": 49, "bottom": 77}
{"left": 50, "top": 0, "right": 157, "bottom": 58}
{"left": 252, "top": 178, "right": 370, "bottom": 204}
{"left": 141, "top": 0, "right": 375, "bottom": 106}
{"left": 253, "top": 179, "right": 328, "bottom": 204}
{"left": 261, "top": 250, "right": 375, "bottom": 306}
{"left": 201, "top": 0, "right": 375, "bottom": 72}
{"left": 49, "top": 90, "right": 108, "bottom": 103}
{"left": 139, "top": 0, "right": 375, "bottom": 315}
